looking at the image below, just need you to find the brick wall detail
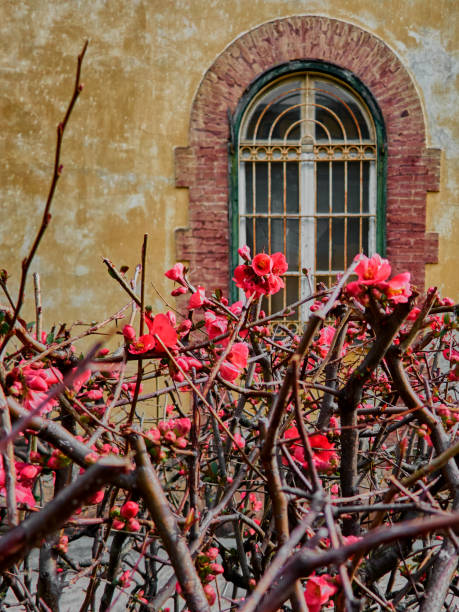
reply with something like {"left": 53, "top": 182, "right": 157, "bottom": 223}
{"left": 174, "top": 16, "right": 441, "bottom": 293}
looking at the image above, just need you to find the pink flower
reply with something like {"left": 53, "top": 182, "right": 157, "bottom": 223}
{"left": 145, "top": 313, "right": 178, "bottom": 349}
{"left": 188, "top": 286, "right": 206, "bottom": 310}
{"left": 127, "top": 518, "right": 141, "bottom": 532}
{"left": 238, "top": 245, "right": 251, "bottom": 261}
{"left": 304, "top": 574, "right": 337, "bottom": 612}
{"left": 203, "top": 584, "right": 216, "bottom": 605}
{"left": 88, "top": 489, "right": 105, "bottom": 505}
{"left": 165, "top": 263, "right": 185, "bottom": 284}
{"left": 128, "top": 334, "right": 155, "bottom": 354}
{"left": 309, "top": 434, "right": 339, "bottom": 472}
{"left": 227, "top": 342, "right": 249, "bottom": 369}
{"left": 204, "top": 311, "right": 228, "bottom": 339}
{"left": 266, "top": 273, "right": 284, "bottom": 295}
{"left": 219, "top": 360, "right": 240, "bottom": 382}
{"left": 381, "top": 272, "right": 412, "bottom": 303}
{"left": 121, "top": 501, "right": 139, "bottom": 519}
{"left": 355, "top": 253, "right": 391, "bottom": 285}
{"left": 232, "top": 432, "right": 246, "bottom": 450}
{"left": 271, "top": 252, "right": 288, "bottom": 275}
{"left": 252, "top": 253, "right": 273, "bottom": 276}
{"left": 122, "top": 324, "right": 137, "bottom": 341}
{"left": 118, "top": 570, "right": 131, "bottom": 587}
{"left": 171, "top": 286, "right": 187, "bottom": 296}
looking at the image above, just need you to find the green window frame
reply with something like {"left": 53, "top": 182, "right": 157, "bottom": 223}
{"left": 229, "top": 61, "right": 386, "bottom": 311}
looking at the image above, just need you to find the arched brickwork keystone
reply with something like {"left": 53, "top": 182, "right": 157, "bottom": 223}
{"left": 175, "top": 16, "right": 440, "bottom": 294}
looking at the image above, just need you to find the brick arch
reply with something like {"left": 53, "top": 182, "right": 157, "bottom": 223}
{"left": 175, "top": 15, "right": 440, "bottom": 293}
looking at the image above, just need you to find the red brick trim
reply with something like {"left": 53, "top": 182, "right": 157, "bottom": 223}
{"left": 175, "top": 16, "right": 440, "bottom": 293}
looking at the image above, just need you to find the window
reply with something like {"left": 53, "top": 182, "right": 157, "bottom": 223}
{"left": 237, "top": 73, "right": 377, "bottom": 320}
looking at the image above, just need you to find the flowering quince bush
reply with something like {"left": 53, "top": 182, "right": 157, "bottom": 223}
{"left": 0, "top": 50, "right": 458, "bottom": 612}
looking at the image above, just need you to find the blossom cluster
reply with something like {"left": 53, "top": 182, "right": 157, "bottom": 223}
{"left": 233, "top": 246, "right": 288, "bottom": 297}
{"left": 346, "top": 253, "right": 412, "bottom": 304}
{"left": 111, "top": 500, "right": 141, "bottom": 532}
{"left": 144, "top": 417, "right": 192, "bottom": 462}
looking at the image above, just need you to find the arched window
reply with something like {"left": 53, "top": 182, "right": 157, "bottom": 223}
{"left": 236, "top": 71, "right": 379, "bottom": 320}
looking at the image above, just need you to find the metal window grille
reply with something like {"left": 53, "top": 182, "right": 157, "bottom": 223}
{"left": 238, "top": 73, "right": 377, "bottom": 322}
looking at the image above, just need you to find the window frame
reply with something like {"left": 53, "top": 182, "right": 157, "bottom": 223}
{"left": 229, "top": 60, "right": 387, "bottom": 303}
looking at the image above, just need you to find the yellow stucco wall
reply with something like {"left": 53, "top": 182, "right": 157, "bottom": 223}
{"left": 1, "top": 0, "right": 457, "bottom": 332}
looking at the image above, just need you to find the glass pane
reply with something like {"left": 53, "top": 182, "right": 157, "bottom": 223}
{"left": 271, "top": 282, "right": 285, "bottom": 314}
{"left": 348, "top": 162, "right": 360, "bottom": 213}
{"left": 362, "top": 217, "right": 369, "bottom": 254}
{"left": 362, "top": 161, "right": 369, "bottom": 212}
{"left": 271, "top": 163, "right": 283, "bottom": 213}
{"left": 286, "top": 218, "right": 299, "bottom": 271}
{"left": 255, "top": 163, "right": 268, "bottom": 213}
{"left": 246, "top": 81, "right": 302, "bottom": 140}
{"left": 315, "top": 92, "right": 343, "bottom": 140}
{"left": 271, "top": 217, "right": 284, "bottom": 254}
{"left": 255, "top": 217, "right": 269, "bottom": 253}
{"left": 316, "top": 162, "right": 330, "bottom": 213}
{"left": 245, "top": 218, "right": 254, "bottom": 256}
{"left": 332, "top": 218, "right": 345, "bottom": 270}
{"left": 286, "top": 276, "right": 299, "bottom": 319}
{"left": 245, "top": 163, "right": 254, "bottom": 213}
{"left": 347, "top": 217, "right": 360, "bottom": 263}
{"left": 314, "top": 80, "right": 370, "bottom": 141}
{"left": 316, "top": 218, "right": 329, "bottom": 271}
{"left": 332, "top": 162, "right": 345, "bottom": 213}
{"left": 286, "top": 162, "right": 299, "bottom": 214}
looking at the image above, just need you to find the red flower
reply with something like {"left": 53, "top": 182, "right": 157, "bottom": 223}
{"left": 238, "top": 245, "right": 251, "bottom": 261}
{"left": 188, "top": 286, "right": 206, "bottom": 310}
{"left": 204, "top": 311, "right": 228, "bottom": 339}
{"left": 219, "top": 360, "right": 240, "bottom": 382}
{"left": 145, "top": 313, "right": 178, "bottom": 348}
{"left": 122, "top": 324, "right": 136, "bottom": 341}
{"left": 165, "top": 263, "right": 185, "bottom": 284}
{"left": 355, "top": 253, "right": 391, "bottom": 285}
{"left": 271, "top": 252, "right": 288, "bottom": 275}
{"left": 227, "top": 342, "right": 249, "bottom": 369}
{"left": 304, "top": 574, "right": 337, "bottom": 612}
{"left": 380, "top": 272, "right": 412, "bottom": 303}
{"left": 309, "top": 434, "right": 339, "bottom": 472}
{"left": 120, "top": 500, "right": 139, "bottom": 519}
{"left": 252, "top": 253, "right": 273, "bottom": 276}
{"left": 128, "top": 334, "right": 155, "bottom": 354}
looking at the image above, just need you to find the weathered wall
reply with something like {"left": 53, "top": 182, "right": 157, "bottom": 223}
{"left": 1, "top": 0, "right": 457, "bottom": 330}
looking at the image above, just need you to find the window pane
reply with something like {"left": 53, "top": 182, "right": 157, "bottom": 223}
{"left": 314, "top": 80, "right": 370, "bottom": 141}
{"left": 245, "top": 217, "right": 253, "bottom": 256}
{"left": 332, "top": 162, "right": 345, "bottom": 213}
{"left": 255, "top": 163, "right": 268, "bottom": 213}
{"left": 286, "top": 218, "right": 299, "bottom": 271}
{"left": 332, "top": 218, "right": 345, "bottom": 270}
{"left": 286, "top": 276, "right": 299, "bottom": 318}
{"left": 317, "top": 218, "right": 329, "bottom": 271}
{"left": 255, "top": 217, "right": 269, "bottom": 253}
{"left": 362, "top": 217, "right": 369, "bottom": 254}
{"left": 271, "top": 282, "right": 285, "bottom": 314}
{"left": 271, "top": 217, "right": 284, "bottom": 254}
{"left": 347, "top": 217, "right": 360, "bottom": 262}
{"left": 348, "top": 162, "right": 360, "bottom": 213}
{"left": 246, "top": 81, "right": 302, "bottom": 140}
{"left": 245, "top": 163, "right": 254, "bottom": 213}
{"left": 362, "top": 161, "right": 369, "bottom": 212}
{"left": 316, "top": 162, "right": 329, "bottom": 213}
{"left": 315, "top": 92, "right": 343, "bottom": 140}
{"left": 286, "top": 162, "right": 299, "bottom": 214}
{"left": 271, "top": 163, "right": 283, "bottom": 213}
